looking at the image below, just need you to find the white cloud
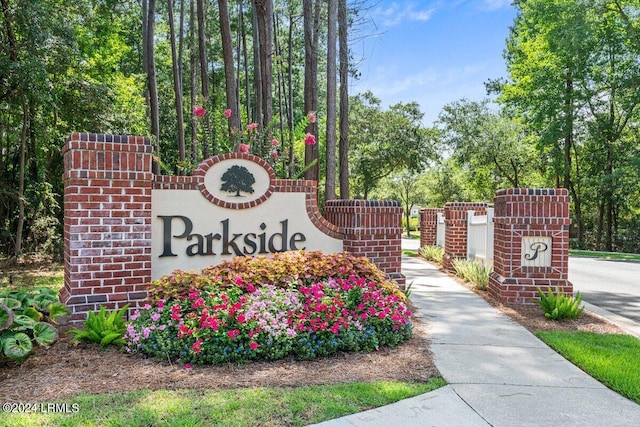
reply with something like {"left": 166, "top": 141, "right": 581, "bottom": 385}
{"left": 373, "top": 2, "right": 436, "bottom": 27}
{"left": 478, "top": 0, "right": 512, "bottom": 11}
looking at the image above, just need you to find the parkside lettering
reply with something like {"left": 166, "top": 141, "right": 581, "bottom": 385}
{"left": 158, "top": 216, "right": 307, "bottom": 257}
{"left": 150, "top": 154, "right": 343, "bottom": 279}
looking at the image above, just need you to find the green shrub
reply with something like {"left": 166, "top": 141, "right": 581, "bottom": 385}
{"left": 419, "top": 245, "right": 444, "bottom": 264}
{"left": 452, "top": 259, "right": 492, "bottom": 290}
{"left": 128, "top": 252, "right": 413, "bottom": 365}
{"left": 0, "top": 288, "right": 66, "bottom": 361}
{"left": 536, "top": 287, "right": 584, "bottom": 320}
{"left": 148, "top": 251, "right": 403, "bottom": 302}
{"left": 402, "top": 217, "right": 420, "bottom": 232}
{"left": 126, "top": 276, "right": 412, "bottom": 365}
{"left": 68, "top": 304, "right": 130, "bottom": 346}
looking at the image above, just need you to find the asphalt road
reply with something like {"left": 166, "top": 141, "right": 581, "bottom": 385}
{"left": 568, "top": 256, "right": 640, "bottom": 323}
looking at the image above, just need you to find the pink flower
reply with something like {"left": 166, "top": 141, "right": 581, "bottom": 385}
{"left": 157, "top": 300, "right": 164, "bottom": 310}
{"left": 184, "top": 363, "right": 192, "bottom": 371}
{"left": 270, "top": 150, "right": 278, "bottom": 160}
{"left": 246, "top": 122, "right": 258, "bottom": 132}
{"left": 228, "top": 329, "right": 240, "bottom": 340}
{"left": 308, "top": 111, "right": 317, "bottom": 123}
{"left": 238, "top": 313, "right": 246, "bottom": 324}
{"left": 304, "top": 133, "right": 316, "bottom": 145}
{"left": 239, "top": 143, "right": 250, "bottom": 153}
{"left": 271, "top": 138, "right": 279, "bottom": 146}
{"left": 224, "top": 108, "right": 232, "bottom": 118}
{"left": 250, "top": 342, "right": 259, "bottom": 350}
{"left": 192, "top": 338, "right": 203, "bottom": 354}
{"left": 193, "top": 106, "right": 206, "bottom": 117}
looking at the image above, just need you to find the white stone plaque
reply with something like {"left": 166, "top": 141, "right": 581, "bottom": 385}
{"left": 521, "top": 236, "right": 552, "bottom": 267}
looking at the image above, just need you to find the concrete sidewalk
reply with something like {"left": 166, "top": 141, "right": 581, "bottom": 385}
{"left": 311, "top": 256, "right": 640, "bottom": 427}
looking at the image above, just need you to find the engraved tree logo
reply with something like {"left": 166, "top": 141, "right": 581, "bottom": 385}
{"left": 220, "top": 165, "right": 255, "bottom": 197}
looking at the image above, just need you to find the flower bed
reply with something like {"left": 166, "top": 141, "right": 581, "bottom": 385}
{"left": 125, "top": 252, "right": 412, "bottom": 365}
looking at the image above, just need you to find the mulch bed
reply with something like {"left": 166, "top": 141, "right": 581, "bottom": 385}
{"left": 0, "top": 255, "right": 625, "bottom": 404}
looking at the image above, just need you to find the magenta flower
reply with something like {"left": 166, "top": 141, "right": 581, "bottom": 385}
{"left": 228, "top": 329, "right": 240, "bottom": 340}
{"left": 246, "top": 122, "right": 258, "bottom": 132}
{"left": 224, "top": 108, "right": 232, "bottom": 118}
{"left": 192, "top": 338, "right": 203, "bottom": 354}
{"left": 239, "top": 143, "right": 250, "bottom": 153}
{"left": 193, "top": 106, "right": 206, "bottom": 117}
{"left": 250, "top": 341, "right": 259, "bottom": 350}
{"left": 184, "top": 363, "right": 192, "bottom": 371}
{"left": 304, "top": 133, "right": 317, "bottom": 145}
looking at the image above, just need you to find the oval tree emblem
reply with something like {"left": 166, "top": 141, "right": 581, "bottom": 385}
{"left": 220, "top": 165, "right": 256, "bottom": 197}
{"left": 196, "top": 153, "right": 274, "bottom": 209}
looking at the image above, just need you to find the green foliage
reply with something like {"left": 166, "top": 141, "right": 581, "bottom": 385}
{"left": 349, "top": 91, "right": 437, "bottom": 198}
{"left": 452, "top": 259, "right": 492, "bottom": 290}
{"left": 419, "top": 245, "right": 444, "bottom": 265}
{"left": 0, "top": 288, "right": 66, "bottom": 361}
{"left": 536, "top": 287, "right": 584, "bottom": 320}
{"left": 68, "top": 304, "right": 130, "bottom": 347}
{"left": 149, "top": 251, "right": 404, "bottom": 302}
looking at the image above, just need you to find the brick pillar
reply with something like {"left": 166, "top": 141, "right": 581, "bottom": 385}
{"left": 489, "top": 188, "right": 572, "bottom": 304}
{"left": 324, "top": 200, "right": 405, "bottom": 285}
{"left": 419, "top": 208, "right": 443, "bottom": 248}
{"left": 61, "top": 133, "right": 153, "bottom": 322}
{"left": 442, "top": 202, "right": 488, "bottom": 273}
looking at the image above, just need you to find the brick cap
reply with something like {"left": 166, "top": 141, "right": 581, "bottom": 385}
{"left": 495, "top": 188, "right": 569, "bottom": 197}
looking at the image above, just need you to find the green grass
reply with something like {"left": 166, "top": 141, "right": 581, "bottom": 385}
{"left": 535, "top": 331, "right": 640, "bottom": 404}
{"left": 569, "top": 250, "right": 640, "bottom": 261}
{"left": 402, "top": 249, "right": 419, "bottom": 257}
{"left": 0, "top": 260, "right": 64, "bottom": 293}
{"left": 0, "top": 379, "right": 446, "bottom": 427}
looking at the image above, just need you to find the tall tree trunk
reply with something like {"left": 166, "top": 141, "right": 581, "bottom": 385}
{"left": 146, "top": 0, "right": 161, "bottom": 152}
{"left": 142, "top": 0, "right": 149, "bottom": 112}
{"left": 189, "top": 0, "right": 198, "bottom": 162}
{"left": 15, "top": 96, "right": 27, "bottom": 256}
{"left": 219, "top": 0, "right": 241, "bottom": 137}
{"left": 168, "top": 0, "right": 186, "bottom": 169}
{"left": 252, "top": 7, "right": 263, "bottom": 135}
{"left": 303, "top": 0, "right": 319, "bottom": 181}
{"left": 239, "top": 0, "right": 251, "bottom": 120}
{"left": 287, "top": 8, "right": 295, "bottom": 178}
{"left": 253, "top": 0, "right": 274, "bottom": 153}
{"left": 197, "top": 0, "right": 212, "bottom": 156}
{"left": 338, "top": 0, "right": 349, "bottom": 199}
{"left": 325, "top": 0, "right": 338, "bottom": 200}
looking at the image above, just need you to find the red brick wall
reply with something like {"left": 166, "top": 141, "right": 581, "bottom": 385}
{"left": 489, "top": 188, "right": 572, "bottom": 304}
{"left": 62, "top": 134, "right": 405, "bottom": 320}
{"left": 61, "top": 133, "right": 153, "bottom": 322}
{"left": 419, "top": 208, "right": 443, "bottom": 248}
{"left": 324, "top": 200, "right": 405, "bottom": 285}
{"left": 442, "top": 202, "right": 488, "bottom": 273}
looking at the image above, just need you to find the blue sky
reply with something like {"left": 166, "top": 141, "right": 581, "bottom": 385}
{"left": 350, "top": 0, "right": 517, "bottom": 124}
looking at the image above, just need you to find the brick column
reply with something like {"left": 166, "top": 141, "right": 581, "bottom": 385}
{"left": 442, "top": 202, "right": 488, "bottom": 273}
{"left": 489, "top": 188, "right": 572, "bottom": 304}
{"left": 419, "top": 208, "right": 443, "bottom": 248}
{"left": 61, "top": 133, "right": 153, "bottom": 322}
{"left": 324, "top": 200, "right": 405, "bottom": 285}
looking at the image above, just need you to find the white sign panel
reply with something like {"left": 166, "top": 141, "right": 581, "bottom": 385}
{"left": 151, "top": 155, "right": 343, "bottom": 279}
{"left": 521, "top": 236, "right": 552, "bottom": 267}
